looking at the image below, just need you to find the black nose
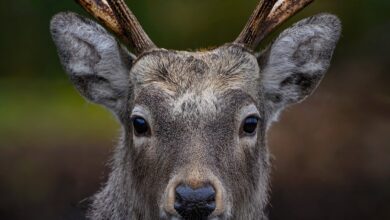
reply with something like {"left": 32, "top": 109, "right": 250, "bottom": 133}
{"left": 174, "top": 184, "right": 216, "bottom": 219}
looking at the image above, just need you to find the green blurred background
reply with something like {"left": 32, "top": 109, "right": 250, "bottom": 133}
{"left": 0, "top": 0, "right": 389, "bottom": 219}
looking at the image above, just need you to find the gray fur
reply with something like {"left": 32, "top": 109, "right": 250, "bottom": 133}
{"left": 50, "top": 12, "right": 134, "bottom": 115}
{"left": 258, "top": 14, "right": 341, "bottom": 121}
{"left": 50, "top": 11, "right": 341, "bottom": 220}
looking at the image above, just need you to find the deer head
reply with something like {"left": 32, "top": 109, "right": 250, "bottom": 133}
{"left": 50, "top": 0, "right": 341, "bottom": 219}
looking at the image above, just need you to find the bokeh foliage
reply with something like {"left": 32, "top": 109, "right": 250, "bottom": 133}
{"left": 0, "top": 1, "right": 389, "bottom": 220}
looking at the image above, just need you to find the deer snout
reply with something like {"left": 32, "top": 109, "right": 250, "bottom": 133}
{"left": 174, "top": 184, "right": 216, "bottom": 218}
{"left": 163, "top": 175, "right": 226, "bottom": 219}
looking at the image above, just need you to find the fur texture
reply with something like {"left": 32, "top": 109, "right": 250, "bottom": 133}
{"left": 50, "top": 11, "right": 341, "bottom": 220}
{"left": 50, "top": 12, "right": 134, "bottom": 116}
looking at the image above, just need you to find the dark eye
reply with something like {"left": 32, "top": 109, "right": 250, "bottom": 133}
{"left": 242, "top": 116, "right": 259, "bottom": 135}
{"left": 132, "top": 117, "right": 149, "bottom": 136}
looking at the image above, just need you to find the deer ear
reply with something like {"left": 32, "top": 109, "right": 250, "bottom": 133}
{"left": 50, "top": 12, "right": 135, "bottom": 114}
{"left": 258, "top": 14, "right": 341, "bottom": 116}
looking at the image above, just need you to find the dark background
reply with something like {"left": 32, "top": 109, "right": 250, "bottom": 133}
{"left": 0, "top": 0, "right": 389, "bottom": 219}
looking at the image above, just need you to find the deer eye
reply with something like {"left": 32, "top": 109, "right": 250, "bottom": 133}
{"left": 132, "top": 117, "right": 150, "bottom": 136}
{"left": 241, "top": 116, "right": 259, "bottom": 135}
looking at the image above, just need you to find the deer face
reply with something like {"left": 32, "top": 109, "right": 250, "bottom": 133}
{"left": 50, "top": 0, "right": 340, "bottom": 219}
{"left": 128, "top": 46, "right": 268, "bottom": 219}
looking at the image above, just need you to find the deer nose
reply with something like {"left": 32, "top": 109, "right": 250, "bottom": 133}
{"left": 174, "top": 184, "right": 216, "bottom": 219}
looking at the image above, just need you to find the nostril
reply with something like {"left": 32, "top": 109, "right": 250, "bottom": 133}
{"left": 174, "top": 184, "right": 216, "bottom": 219}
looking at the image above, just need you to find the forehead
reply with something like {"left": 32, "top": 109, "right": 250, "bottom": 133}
{"left": 130, "top": 45, "right": 260, "bottom": 116}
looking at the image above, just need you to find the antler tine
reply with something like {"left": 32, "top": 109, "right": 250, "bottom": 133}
{"left": 235, "top": 0, "right": 278, "bottom": 48}
{"left": 235, "top": 0, "right": 314, "bottom": 49}
{"left": 76, "top": 0, "right": 156, "bottom": 54}
{"left": 259, "top": 0, "right": 315, "bottom": 43}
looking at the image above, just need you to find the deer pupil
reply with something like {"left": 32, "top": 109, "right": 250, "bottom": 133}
{"left": 133, "top": 117, "right": 149, "bottom": 135}
{"left": 243, "top": 117, "right": 258, "bottom": 134}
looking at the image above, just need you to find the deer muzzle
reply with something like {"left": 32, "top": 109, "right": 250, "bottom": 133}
{"left": 162, "top": 169, "right": 226, "bottom": 219}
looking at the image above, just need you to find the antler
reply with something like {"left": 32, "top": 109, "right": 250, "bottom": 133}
{"left": 76, "top": 0, "right": 156, "bottom": 54}
{"left": 235, "top": 0, "right": 314, "bottom": 49}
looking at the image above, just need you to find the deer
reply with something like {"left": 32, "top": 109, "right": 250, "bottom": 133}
{"left": 50, "top": 0, "right": 341, "bottom": 219}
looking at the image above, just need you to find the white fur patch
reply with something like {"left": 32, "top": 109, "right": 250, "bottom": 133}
{"left": 172, "top": 88, "right": 219, "bottom": 117}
